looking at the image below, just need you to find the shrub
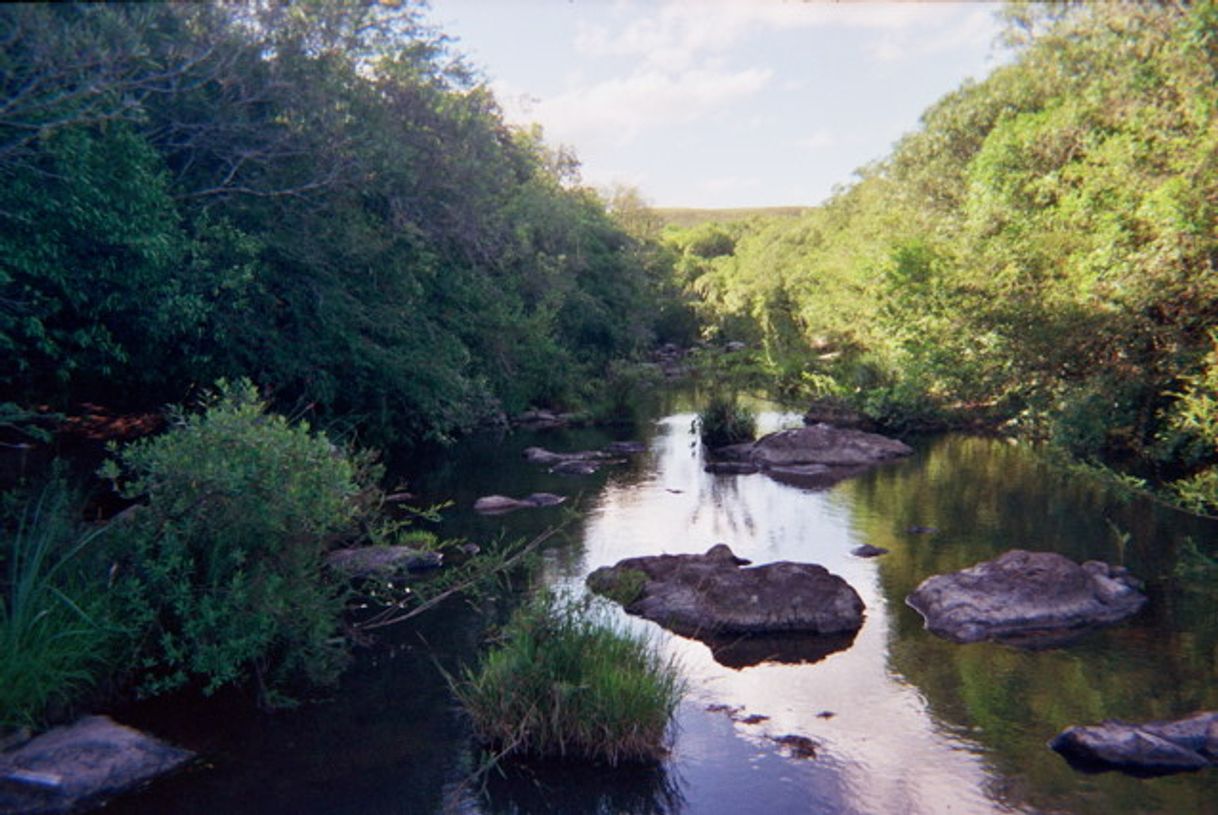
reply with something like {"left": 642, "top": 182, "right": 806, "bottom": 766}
{"left": 453, "top": 592, "right": 684, "bottom": 766}
{"left": 0, "top": 480, "right": 112, "bottom": 729}
{"left": 101, "top": 379, "right": 371, "bottom": 705}
{"left": 696, "top": 393, "right": 756, "bottom": 448}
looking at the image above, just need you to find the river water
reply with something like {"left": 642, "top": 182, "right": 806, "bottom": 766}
{"left": 110, "top": 398, "right": 1218, "bottom": 815}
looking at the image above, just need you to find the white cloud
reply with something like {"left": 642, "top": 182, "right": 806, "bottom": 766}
{"left": 798, "top": 129, "right": 835, "bottom": 150}
{"left": 500, "top": 65, "right": 773, "bottom": 147}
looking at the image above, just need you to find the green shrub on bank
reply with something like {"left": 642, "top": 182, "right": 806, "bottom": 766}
{"left": 696, "top": 393, "right": 757, "bottom": 448}
{"left": 0, "top": 481, "right": 113, "bottom": 729}
{"left": 454, "top": 592, "right": 684, "bottom": 766}
{"left": 101, "top": 379, "right": 373, "bottom": 705}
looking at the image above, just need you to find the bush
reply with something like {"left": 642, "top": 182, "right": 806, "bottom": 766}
{"left": 696, "top": 393, "right": 756, "bottom": 448}
{"left": 0, "top": 480, "right": 113, "bottom": 729}
{"left": 102, "top": 379, "right": 372, "bottom": 705}
{"left": 453, "top": 592, "right": 684, "bottom": 766}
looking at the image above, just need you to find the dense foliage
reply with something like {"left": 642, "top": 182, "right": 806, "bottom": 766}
{"left": 454, "top": 592, "right": 684, "bottom": 766}
{"left": 666, "top": 3, "right": 1218, "bottom": 509}
{"left": 0, "top": 2, "right": 673, "bottom": 447}
{"left": 101, "top": 380, "right": 371, "bottom": 704}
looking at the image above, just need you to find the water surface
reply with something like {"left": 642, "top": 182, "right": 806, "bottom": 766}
{"left": 110, "top": 403, "right": 1218, "bottom": 814}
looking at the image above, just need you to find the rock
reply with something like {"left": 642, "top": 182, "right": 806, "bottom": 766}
{"left": 587, "top": 544, "right": 864, "bottom": 648}
{"left": 851, "top": 544, "right": 889, "bottom": 558}
{"left": 550, "top": 460, "right": 601, "bottom": 476}
{"left": 512, "top": 410, "right": 568, "bottom": 430}
{"left": 704, "top": 461, "right": 759, "bottom": 475}
{"left": 522, "top": 447, "right": 613, "bottom": 467}
{"left": 906, "top": 550, "right": 1147, "bottom": 646}
{"left": 605, "top": 440, "right": 648, "bottom": 455}
{"left": 473, "top": 493, "right": 566, "bottom": 514}
{"left": 1050, "top": 712, "right": 1218, "bottom": 774}
{"left": 325, "top": 546, "right": 442, "bottom": 578}
{"left": 802, "top": 399, "right": 876, "bottom": 431}
{"left": 771, "top": 734, "right": 819, "bottom": 759}
{"left": 0, "top": 715, "right": 193, "bottom": 814}
{"left": 705, "top": 424, "right": 912, "bottom": 489}
{"left": 907, "top": 525, "right": 939, "bottom": 535}
{"left": 748, "top": 424, "right": 913, "bottom": 468}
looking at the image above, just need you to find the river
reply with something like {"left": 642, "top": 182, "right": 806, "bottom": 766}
{"left": 109, "top": 396, "right": 1218, "bottom": 814}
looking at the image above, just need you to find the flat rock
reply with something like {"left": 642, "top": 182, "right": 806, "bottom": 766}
{"left": 587, "top": 544, "right": 864, "bottom": 651}
{"left": 906, "top": 549, "right": 1146, "bottom": 645}
{"left": 473, "top": 493, "right": 566, "bottom": 514}
{"left": 325, "top": 545, "right": 442, "bottom": 577}
{"left": 1050, "top": 712, "right": 1218, "bottom": 774}
{"left": 605, "top": 441, "right": 648, "bottom": 455}
{"left": 706, "top": 424, "right": 912, "bottom": 489}
{"left": 522, "top": 447, "right": 613, "bottom": 467}
{"left": 0, "top": 715, "right": 193, "bottom": 814}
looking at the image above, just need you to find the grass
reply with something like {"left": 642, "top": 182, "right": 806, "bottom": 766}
{"left": 453, "top": 592, "right": 684, "bottom": 767}
{"left": 0, "top": 481, "right": 111, "bottom": 729}
{"left": 654, "top": 206, "right": 808, "bottom": 229}
{"left": 696, "top": 393, "right": 757, "bottom": 448}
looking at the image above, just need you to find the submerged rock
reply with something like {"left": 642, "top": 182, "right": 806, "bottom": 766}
{"left": 473, "top": 493, "right": 566, "bottom": 514}
{"left": 851, "top": 544, "right": 889, "bottom": 558}
{"left": 0, "top": 715, "right": 193, "bottom": 814}
{"left": 605, "top": 440, "right": 648, "bottom": 455}
{"left": 587, "top": 544, "right": 864, "bottom": 655}
{"left": 522, "top": 447, "right": 613, "bottom": 466}
{"left": 906, "top": 549, "right": 1146, "bottom": 646}
{"left": 1050, "top": 712, "right": 1218, "bottom": 774}
{"left": 325, "top": 545, "right": 442, "bottom": 578}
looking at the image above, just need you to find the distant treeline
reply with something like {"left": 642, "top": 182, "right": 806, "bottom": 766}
{"left": 0, "top": 2, "right": 686, "bottom": 447}
{"left": 665, "top": 4, "right": 1218, "bottom": 513}
{"left": 654, "top": 207, "right": 808, "bottom": 229}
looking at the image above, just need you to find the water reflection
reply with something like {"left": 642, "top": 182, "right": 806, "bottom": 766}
{"left": 107, "top": 405, "right": 1218, "bottom": 815}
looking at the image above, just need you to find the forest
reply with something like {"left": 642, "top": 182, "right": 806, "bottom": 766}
{"left": 0, "top": 2, "right": 686, "bottom": 450}
{"left": 666, "top": 2, "right": 1218, "bottom": 514}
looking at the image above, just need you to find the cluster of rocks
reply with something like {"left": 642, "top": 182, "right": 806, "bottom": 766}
{"left": 652, "top": 343, "right": 690, "bottom": 379}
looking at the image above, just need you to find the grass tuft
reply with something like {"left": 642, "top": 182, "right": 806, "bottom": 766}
{"left": 453, "top": 592, "right": 684, "bottom": 767}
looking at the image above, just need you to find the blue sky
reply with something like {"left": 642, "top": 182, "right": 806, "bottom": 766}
{"left": 427, "top": 1, "right": 1011, "bottom": 209}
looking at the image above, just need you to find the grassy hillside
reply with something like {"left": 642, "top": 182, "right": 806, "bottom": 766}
{"left": 654, "top": 206, "right": 808, "bottom": 229}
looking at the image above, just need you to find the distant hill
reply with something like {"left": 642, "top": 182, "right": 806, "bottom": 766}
{"left": 654, "top": 206, "right": 809, "bottom": 229}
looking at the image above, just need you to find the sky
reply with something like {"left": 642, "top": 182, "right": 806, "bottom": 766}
{"left": 426, "top": 1, "right": 1012, "bottom": 209}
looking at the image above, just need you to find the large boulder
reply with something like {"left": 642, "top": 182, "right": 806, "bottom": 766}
{"left": 0, "top": 716, "right": 193, "bottom": 814}
{"left": 1050, "top": 712, "right": 1218, "bottom": 774}
{"left": 906, "top": 550, "right": 1146, "bottom": 646}
{"left": 587, "top": 544, "right": 864, "bottom": 664}
{"left": 708, "top": 424, "right": 912, "bottom": 488}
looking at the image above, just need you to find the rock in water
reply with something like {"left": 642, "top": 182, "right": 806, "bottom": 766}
{"left": 906, "top": 549, "right": 1146, "bottom": 646}
{"left": 705, "top": 424, "right": 912, "bottom": 489}
{"left": 473, "top": 493, "right": 566, "bottom": 514}
{"left": 1050, "top": 711, "right": 1218, "bottom": 774}
{"left": 587, "top": 544, "right": 864, "bottom": 642}
{"left": 325, "top": 546, "right": 442, "bottom": 577}
{"left": 0, "top": 716, "right": 193, "bottom": 814}
{"left": 851, "top": 544, "right": 889, "bottom": 558}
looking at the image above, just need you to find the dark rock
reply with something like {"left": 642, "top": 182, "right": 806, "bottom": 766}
{"left": 704, "top": 461, "right": 760, "bottom": 475}
{"left": 473, "top": 493, "right": 566, "bottom": 514}
{"left": 907, "top": 525, "right": 939, "bottom": 535}
{"left": 851, "top": 544, "right": 889, "bottom": 558}
{"left": 906, "top": 550, "right": 1146, "bottom": 646}
{"left": 550, "top": 460, "right": 601, "bottom": 476}
{"left": 705, "top": 424, "right": 912, "bottom": 489}
{"left": 587, "top": 544, "right": 864, "bottom": 646}
{"left": 512, "top": 410, "right": 567, "bottom": 430}
{"left": 605, "top": 440, "right": 648, "bottom": 455}
{"left": 771, "top": 734, "right": 819, "bottom": 759}
{"left": 0, "top": 715, "right": 193, "bottom": 814}
{"left": 522, "top": 446, "right": 613, "bottom": 467}
{"left": 325, "top": 546, "right": 442, "bottom": 578}
{"left": 748, "top": 424, "right": 913, "bottom": 468}
{"left": 802, "top": 399, "right": 876, "bottom": 431}
{"left": 1050, "top": 712, "right": 1218, "bottom": 775}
